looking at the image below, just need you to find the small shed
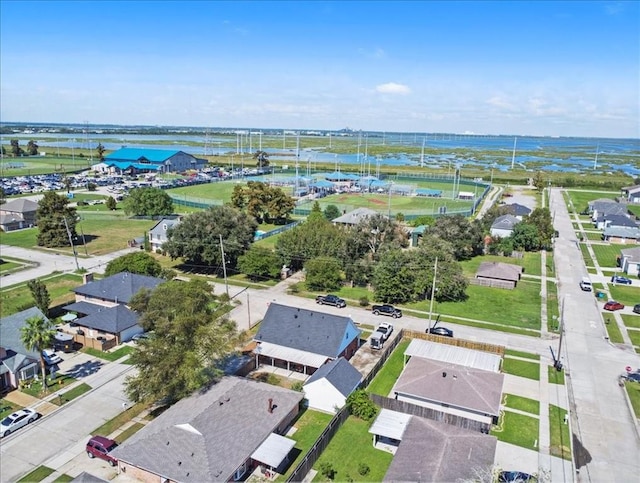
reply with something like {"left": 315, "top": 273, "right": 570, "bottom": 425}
{"left": 475, "top": 261, "right": 523, "bottom": 288}
{"left": 303, "top": 357, "right": 362, "bottom": 413}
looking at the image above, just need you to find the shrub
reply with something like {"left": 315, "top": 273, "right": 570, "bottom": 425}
{"left": 291, "top": 381, "right": 304, "bottom": 392}
{"left": 76, "top": 200, "right": 87, "bottom": 206}
{"left": 358, "top": 463, "right": 370, "bottom": 476}
{"left": 319, "top": 462, "right": 336, "bottom": 480}
{"left": 346, "top": 390, "right": 378, "bottom": 421}
{"left": 359, "top": 296, "right": 369, "bottom": 307}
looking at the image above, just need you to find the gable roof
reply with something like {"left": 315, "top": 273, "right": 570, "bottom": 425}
{"left": 304, "top": 357, "right": 362, "bottom": 397}
{"left": 599, "top": 204, "right": 629, "bottom": 217}
{"left": 73, "top": 305, "right": 139, "bottom": 334}
{"left": 254, "top": 303, "right": 359, "bottom": 358}
{"left": 603, "top": 226, "right": 640, "bottom": 240}
{"left": 105, "top": 148, "right": 183, "bottom": 163}
{"left": 491, "top": 214, "right": 520, "bottom": 230}
{"left": 383, "top": 416, "right": 497, "bottom": 482}
{"left": 149, "top": 218, "right": 181, "bottom": 234}
{"left": 0, "top": 198, "right": 39, "bottom": 214}
{"left": 476, "top": 261, "right": 523, "bottom": 282}
{"left": 0, "top": 307, "right": 49, "bottom": 359}
{"left": 111, "top": 377, "right": 303, "bottom": 482}
{"left": 392, "top": 357, "right": 504, "bottom": 417}
{"left": 332, "top": 207, "right": 381, "bottom": 225}
{"left": 595, "top": 214, "right": 637, "bottom": 228}
{"left": 504, "top": 203, "right": 532, "bottom": 216}
{"left": 621, "top": 246, "right": 640, "bottom": 260}
{"left": 73, "top": 272, "right": 165, "bottom": 304}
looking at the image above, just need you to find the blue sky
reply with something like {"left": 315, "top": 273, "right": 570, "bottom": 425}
{"left": 1, "top": 1, "right": 638, "bottom": 138}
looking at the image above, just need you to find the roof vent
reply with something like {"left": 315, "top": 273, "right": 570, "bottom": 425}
{"left": 178, "top": 461, "right": 182, "bottom": 466}
{"left": 166, "top": 441, "right": 170, "bottom": 445}
{"left": 442, "top": 372, "right": 447, "bottom": 378}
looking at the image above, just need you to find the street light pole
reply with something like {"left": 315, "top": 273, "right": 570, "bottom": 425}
{"left": 427, "top": 257, "right": 438, "bottom": 332}
{"left": 219, "top": 234, "right": 229, "bottom": 298}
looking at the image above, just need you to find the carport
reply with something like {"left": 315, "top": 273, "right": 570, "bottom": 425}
{"left": 368, "top": 408, "right": 412, "bottom": 454}
{"left": 251, "top": 433, "right": 296, "bottom": 474}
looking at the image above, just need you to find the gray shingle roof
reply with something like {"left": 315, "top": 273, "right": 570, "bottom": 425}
{"left": 504, "top": 203, "right": 531, "bottom": 217}
{"left": 0, "top": 198, "right": 38, "bottom": 214}
{"left": 111, "top": 377, "right": 303, "bottom": 482}
{"left": 383, "top": 416, "right": 497, "bottom": 482}
{"left": 0, "top": 307, "right": 49, "bottom": 359}
{"left": 603, "top": 226, "right": 640, "bottom": 240}
{"left": 73, "top": 305, "right": 139, "bottom": 334}
{"left": 476, "top": 261, "right": 523, "bottom": 282}
{"left": 73, "top": 272, "right": 165, "bottom": 304}
{"left": 596, "top": 214, "right": 638, "bottom": 228}
{"left": 254, "top": 303, "right": 359, "bottom": 358}
{"left": 490, "top": 214, "right": 520, "bottom": 230}
{"left": 332, "top": 207, "right": 381, "bottom": 225}
{"left": 304, "top": 357, "right": 362, "bottom": 397}
{"left": 621, "top": 246, "right": 640, "bottom": 260}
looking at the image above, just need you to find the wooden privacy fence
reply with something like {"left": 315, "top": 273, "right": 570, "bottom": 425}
{"left": 402, "top": 329, "right": 505, "bottom": 357}
{"left": 369, "top": 394, "right": 491, "bottom": 434}
{"left": 469, "top": 277, "right": 516, "bottom": 290}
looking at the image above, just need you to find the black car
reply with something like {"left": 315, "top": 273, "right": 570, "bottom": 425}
{"left": 633, "top": 304, "right": 640, "bottom": 315}
{"left": 372, "top": 304, "right": 402, "bottom": 318}
{"left": 623, "top": 372, "right": 640, "bottom": 383}
{"left": 315, "top": 294, "right": 347, "bottom": 308}
{"left": 427, "top": 326, "right": 454, "bottom": 337}
{"left": 498, "top": 472, "right": 536, "bottom": 483}
{"left": 611, "top": 275, "right": 632, "bottom": 285}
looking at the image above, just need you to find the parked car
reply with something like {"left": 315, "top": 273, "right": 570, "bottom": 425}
{"left": 604, "top": 300, "right": 624, "bottom": 311}
{"left": 42, "top": 349, "right": 62, "bottom": 365}
{"left": 131, "top": 332, "right": 150, "bottom": 343}
{"left": 611, "top": 275, "right": 632, "bottom": 285}
{"left": 427, "top": 326, "right": 454, "bottom": 337}
{"left": 633, "top": 304, "right": 640, "bottom": 314}
{"left": 579, "top": 277, "right": 592, "bottom": 292}
{"left": 1, "top": 408, "right": 38, "bottom": 438}
{"left": 86, "top": 435, "right": 118, "bottom": 466}
{"left": 375, "top": 322, "right": 394, "bottom": 341}
{"left": 498, "top": 471, "right": 537, "bottom": 482}
{"left": 622, "top": 372, "right": 640, "bottom": 383}
{"left": 315, "top": 294, "right": 346, "bottom": 308}
{"left": 372, "top": 304, "right": 402, "bottom": 318}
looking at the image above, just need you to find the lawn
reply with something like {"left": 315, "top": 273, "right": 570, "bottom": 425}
{"left": 622, "top": 314, "right": 640, "bottom": 329}
{"left": 627, "top": 328, "right": 640, "bottom": 348}
{"left": 0, "top": 259, "right": 22, "bottom": 273}
{"left": 491, "top": 410, "right": 539, "bottom": 450}
{"left": 92, "top": 402, "right": 148, "bottom": 436}
{"left": 82, "top": 345, "right": 135, "bottom": 362}
{"left": 277, "top": 409, "right": 334, "bottom": 481}
{"left": 502, "top": 357, "right": 540, "bottom": 381}
{"left": 52, "top": 474, "right": 74, "bottom": 483}
{"left": 458, "top": 253, "right": 540, "bottom": 277}
{"left": 590, "top": 243, "right": 628, "bottom": 269}
{"left": 366, "top": 339, "right": 410, "bottom": 396}
{"left": 579, "top": 244, "right": 595, "bottom": 269}
{"left": 16, "top": 466, "right": 56, "bottom": 483}
{"left": 502, "top": 393, "right": 540, "bottom": 415}
{"left": 547, "top": 280, "right": 560, "bottom": 332}
{"left": 608, "top": 285, "right": 640, "bottom": 307}
{"left": 566, "top": 190, "right": 617, "bottom": 213}
{"left": 313, "top": 415, "right": 393, "bottom": 482}
{"left": 114, "top": 422, "right": 145, "bottom": 443}
{"left": 624, "top": 381, "right": 640, "bottom": 418}
{"left": 56, "top": 383, "right": 92, "bottom": 405}
{"left": 549, "top": 404, "right": 572, "bottom": 460}
{"left": 20, "top": 373, "right": 79, "bottom": 400}
{"left": 1, "top": 398, "right": 21, "bottom": 419}
{"left": 548, "top": 366, "right": 566, "bottom": 385}
{"left": 603, "top": 317, "right": 624, "bottom": 344}
{"left": 504, "top": 348, "right": 540, "bottom": 360}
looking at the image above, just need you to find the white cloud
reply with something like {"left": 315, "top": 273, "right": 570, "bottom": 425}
{"left": 375, "top": 82, "right": 411, "bottom": 95}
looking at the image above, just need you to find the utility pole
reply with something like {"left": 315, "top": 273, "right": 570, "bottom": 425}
{"left": 555, "top": 296, "right": 566, "bottom": 370}
{"left": 219, "top": 234, "right": 229, "bottom": 298}
{"left": 63, "top": 217, "right": 80, "bottom": 270}
{"left": 427, "top": 257, "right": 438, "bottom": 332}
{"left": 247, "top": 292, "right": 251, "bottom": 328}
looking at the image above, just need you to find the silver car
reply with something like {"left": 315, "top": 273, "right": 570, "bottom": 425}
{"left": 1, "top": 408, "right": 38, "bottom": 437}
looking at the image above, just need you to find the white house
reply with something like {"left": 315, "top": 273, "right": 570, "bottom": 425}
{"left": 303, "top": 357, "right": 362, "bottom": 414}
{"left": 490, "top": 214, "right": 520, "bottom": 238}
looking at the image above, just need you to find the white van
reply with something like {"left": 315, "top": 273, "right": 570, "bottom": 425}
{"left": 579, "top": 277, "right": 592, "bottom": 292}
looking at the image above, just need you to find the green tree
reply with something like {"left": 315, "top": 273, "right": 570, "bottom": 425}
{"left": 346, "top": 390, "right": 378, "bottom": 421}
{"left": 429, "top": 214, "right": 484, "bottom": 261}
{"left": 27, "top": 279, "right": 50, "bottom": 317}
{"left": 122, "top": 187, "right": 174, "bottom": 216}
{"left": 231, "top": 181, "right": 295, "bottom": 223}
{"left": 26, "top": 140, "right": 39, "bottom": 156}
{"left": 20, "top": 315, "right": 56, "bottom": 393}
{"left": 304, "top": 256, "right": 343, "bottom": 291}
{"left": 106, "top": 196, "right": 117, "bottom": 211}
{"left": 238, "top": 246, "right": 283, "bottom": 281}
{"left": 10, "top": 139, "right": 24, "bottom": 157}
{"left": 525, "top": 208, "right": 554, "bottom": 250}
{"left": 410, "top": 215, "right": 435, "bottom": 227}
{"left": 532, "top": 171, "right": 545, "bottom": 190}
{"left": 164, "top": 205, "right": 257, "bottom": 269}
{"left": 36, "top": 191, "right": 78, "bottom": 247}
{"left": 509, "top": 222, "right": 541, "bottom": 251}
{"left": 323, "top": 204, "right": 341, "bottom": 221}
{"left": 125, "top": 279, "right": 238, "bottom": 404}
{"left": 253, "top": 150, "right": 270, "bottom": 167}
{"left": 105, "top": 252, "right": 163, "bottom": 277}
{"left": 96, "top": 143, "right": 106, "bottom": 161}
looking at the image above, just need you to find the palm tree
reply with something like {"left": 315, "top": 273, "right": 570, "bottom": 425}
{"left": 20, "top": 315, "right": 56, "bottom": 393}
{"left": 253, "top": 150, "right": 270, "bottom": 168}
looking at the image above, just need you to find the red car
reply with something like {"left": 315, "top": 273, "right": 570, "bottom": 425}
{"left": 604, "top": 300, "right": 624, "bottom": 311}
{"left": 86, "top": 435, "right": 118, "bottom": 466}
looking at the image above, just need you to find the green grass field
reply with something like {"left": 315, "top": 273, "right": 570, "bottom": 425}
{"left": 1, "top": 272, "right": 84, "bottom": 317}
{"left": 491, "top": 410, "right": 539, "bottom": 450}
{"left": 502, "top": 393, "right": 540, "bottom": 415}
{"left": 590, "top": 243, "right": 627, "bottom": 269}
{"left": 549, "top": 404, "right": 572, "bottom": 460}
{"left": 504, "top": 349, "right": 540, "bottom": 360}
{"left": 566, "top": 190, "right": 618, "bottom": 213}
{"left": 366, "top": 339, "right": 410, "bottom": 396}
{"left": 502, "top": 357, "right": 540, "bottom": 380}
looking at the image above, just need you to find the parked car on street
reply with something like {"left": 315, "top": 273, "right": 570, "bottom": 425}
{"left": 372, "top": 304, "right": 402, "bottom": 318}
{"left": 86, "top": 435, "right": 118, "bottom": 466}
{"left": 633, "top": 304, "right": 640, "bottom": 314}
{"left": 611, "top": 275, "right": 632, "bottom": 285}
{"left": 604, "top": 300, "right": 624, "bottom": 311}
{"left": 1, "top": 408, "right": 38, "bottom": 438}
{"left": 427, "top": 326, "right": 454, "bottom": 337}
{"left": 42, "top": 349, "right": 62, "bottom": 365}
{"left": 579, "top": 277, "right": 592, "bottom": 292}
{"left": 315, "top": 294, "right": 346, "bottom": 308}
{"left": 375, "top": 322, "right": 394, "bottom": 341}
{"left": 622, "top": 372, "right": 640, "bottom": 383}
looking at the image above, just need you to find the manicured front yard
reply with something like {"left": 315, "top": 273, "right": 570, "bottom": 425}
{"left": 20, "top": 373, "right": 79, "bottom": 400}
{"left": 92, "top": 402, "right": 148, "bottom": 436}
{"left": 0, "top": 398, "right": 21, "bottom": 418}
{"left": 548, "top": 366, "right": 565, "bottom": 385}
{"left": 16, "top": 466, "right": 55, "bottom": 483}
{"left": 56, "top": 383, "right": 92, "bottom": 404}
{"left": 82, "top": 345, "right": 135, "bottom": 362}
{"left": 313, "top": 415, "right": 393, "bottom": 482}
{"left": 366, "top": 339, "right": 410, "bottom": 396}
{"left": 114, "top": 422, "right": 145, "bottom": 443}
{"left": 501, "top": 357, "right": 540, "bottom": 381}
{"left": 590, "top": 243, "right": 628, "bottom": 269}
{"left": 502, "top": 393, "right": 540, "bottom": 415}
{"left": 504, "top": 348, "right": 540, "bottom": 360}
{"left": 491, "top": 410, "right": 539, "bottom": 450}
{"left": 624, "top": 381, "right": 640, "bottom": 418}
{"left": 603, "top": 317, "right": 624, "bottom": 344}
{"left": 549, "top": 404, "right": 572, "bottom": 460}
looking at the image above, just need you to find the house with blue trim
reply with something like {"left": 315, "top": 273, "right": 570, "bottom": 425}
{"left": 104, "top": 148, "right": 206, "bottom": 174}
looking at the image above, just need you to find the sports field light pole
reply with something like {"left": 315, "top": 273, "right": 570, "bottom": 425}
{"left": 387, "top": 182, "right": 393, "bottom": 218}
{"left": 427, "top": 257, "right": 438, "bottom": 332}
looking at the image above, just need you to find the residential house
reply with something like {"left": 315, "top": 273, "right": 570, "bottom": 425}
{"left": 332, "top": 207, "right": 382, "bottom": 226}
{"left": 589, "top": 199, "right": 628, "bottom": 221}
{"left": 149, "top": 217, "right": 180, "bottom": 252}
{"left": 0, "top": 307, "right": 47, "bottom": 392}
{"left": 371, "top": 410, "right": 497, "bottom": 482}
{"left": 62, "top": 272, "right": 165, "bottom": 346}
{"left": 621, "top": 184, "right": 640, "bottom": 204}
{"left": 602, "top": 226, "right": 640, "bottom": 244}
{"left": 0, "top": 198, "right": 38, "bottom": 232}
{"left": 620, "top": 247, "right": 640, "bottom": 276}
{"left": 594, "top": 213, "right": 637, "bottom": 231}
{"left": 410, "top": 225, "right": 428, "bottom": 247}
{"left": 475, "top": 261, "right": 523, "bottom": 288}
{"left": 254, "top": 303, "right": 361, "bottom": 376}
{"left": 104, "top": 148, "right": 206, "bottom": 175}
{"left": 110, "top": 377, "right": 303, "bottom": 482}
{"left": 490, "top": 214, "right": 520, "bottom": 238}
{"left": 504, "top": 202, "right": 532, "bottom": 219}
{"left": 303, "top": 357, "right": 362, "bottom": 413}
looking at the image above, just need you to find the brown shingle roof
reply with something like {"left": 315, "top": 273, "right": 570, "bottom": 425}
{"left": 476, "top": 261, "right": 523, "bottom": 282}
